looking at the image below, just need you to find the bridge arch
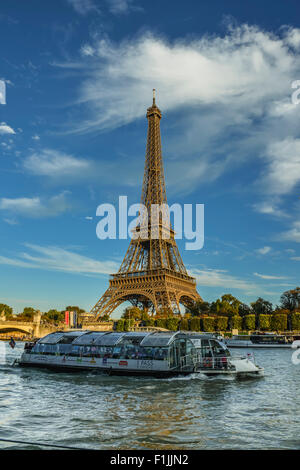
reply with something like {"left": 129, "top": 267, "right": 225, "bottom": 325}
{"left": 0, "top": 326, "right": 33, "bottom": 335}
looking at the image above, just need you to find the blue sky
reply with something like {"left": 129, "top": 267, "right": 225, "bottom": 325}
{"left": 0, "top": 0, "right": 300, "bottom": 316}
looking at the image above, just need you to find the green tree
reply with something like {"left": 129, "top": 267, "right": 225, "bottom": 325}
{"left": 202, "top": 317, "right": 215, "bottom": 332}
{"left": 186, "top": 300, "right": 210, "bottom": 317}
{"left": 238, "top": 303, "right": 251, "bottom": 317}
{"left": 190, "top": 317, "right": 201, "bottom": 332}
{"left": 0, "top": 303, "right": 13, "bottom": 319}
{"left": 251, "top": 298, "right": 273, "bottom": 315}
{"left": 243, "top": 314, "right": 255, "bottom": 330}
{"left": 232, "top": 316, "right": 242, "bottom": 330}
{"left": 259, "top": 314, "right": 271, "bottom": 331}
{"left": 122, "top": 306, "right": 142, "bottom": 320}
{"left": 144, "top": 318, "right": 155, "bottom": 327}
{"left": 251, "top": 297, "right": 273, "bottom": 329}
{"left": 180, "top": 318, "right": 189, "bottom": 331}
{"left": 211, "top": 294, "right": 241, "bottom": 329}
{"left": 211, "top": 294, "right": 241, "bottom": 316}
{"left": 157, "top": 307, "right": 173, "bottom": 318}
{"left": 280, "top": 288, "right": 300, "bottom": 312}
{"left": 64, "top": 306, "right": 85, "bottom": 314}
{"left": 116, "top": 319, "right": 125, "bottom": 332}
{"left": 124, "top": 319, "right": 135, "bottom": 331}
{"left": 21, "top": 307, "right": 37, "bottom": 321}
{"left": 101, "top": 314, "right": 110, "bottom": 322}
{"left": 271, "top": 314, "right": 287, "bottom": 332}
{"left": 43, "top": 309, "right": 64, "bottom": 323}
{"left": 166, "top": 317, "right": 180, "bottom": 331}
{"left": 141, "top": 310, "right": 150, "bottom": 322}
{"left": 155, "top": 318, "right": 168, "bottom": 329}
{"left": 215, "top": 316, "right": 228, "bottom": 331}
{"left": 291, "top": 312, "right": 300, "bottom": 330}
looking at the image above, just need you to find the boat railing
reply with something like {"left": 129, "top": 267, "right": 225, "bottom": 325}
{"left": 193, "top": 354, "right": 235, "bottom": 370}
{"left": 178, "top": 353, "right": 233, "bottom": 371}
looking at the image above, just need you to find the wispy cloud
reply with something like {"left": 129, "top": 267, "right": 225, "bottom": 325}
{"left": 66, "top": 0, "right": 100, "bottom": 15}
{"left": 53, "top": 24, "right": 300, "bottom": 197}
{"left": 254, "top": 272, "right": 289, "bottom": 280}
{"left": 190, "top": 267, "right": 257, "bottom": 292}
{"left": 253, "top": 200, "right": 289, "bottom": 219}
{"left": 256, "top": 246, "right": 271, "bottom": 255}
{"left": 278, "top": 220, "right": 300, "bottom": 243}
{"left": 106, "top": 0, "right": 142, "bottom": 15}
{"left": 0, "top": 244, "right": 119, "bottom": 275}
{"left": 23, "top": 149, "right": 89, "bottom": 177}
{"left": 0, "top": 122, "right": 15, "bottom": 134}
{"left": 259, "top": 138, "right": 300, "bottom": 196}
{"left": 0, "top": 191, "right": 71, "bottom": 218}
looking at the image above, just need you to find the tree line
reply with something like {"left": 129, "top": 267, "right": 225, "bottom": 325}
{"left": 1, "top": 287, "right": 300, "bottom": 332}
{"left": 0, "top": 305, "right": 85, "bottom": 325}
{"left": 117, "top": 288, "right": 300, "bottom": 332}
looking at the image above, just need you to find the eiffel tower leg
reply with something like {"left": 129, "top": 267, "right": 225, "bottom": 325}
{"left": 90, "top": 287, "right": 124, "bottom": 318}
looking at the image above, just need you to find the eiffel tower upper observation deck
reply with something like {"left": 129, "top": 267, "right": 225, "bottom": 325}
{"left": 90, "top": 90, "right": 202, "bottom": 318}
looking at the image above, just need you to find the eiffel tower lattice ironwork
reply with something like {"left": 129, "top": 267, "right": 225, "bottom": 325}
{"left": 90, "top": 90, "right": 202, "bottom": 318}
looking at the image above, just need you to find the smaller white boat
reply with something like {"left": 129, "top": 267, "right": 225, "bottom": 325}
{"left": 225, "top": 333, "right": 293, "bottom": 348}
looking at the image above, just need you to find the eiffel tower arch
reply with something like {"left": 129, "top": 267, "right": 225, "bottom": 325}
{"left": 91, "top": 90, "right": 202, "bottom": 318}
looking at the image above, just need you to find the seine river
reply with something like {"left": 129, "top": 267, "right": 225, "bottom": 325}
{"left": 0, "top": 342, "right": 299, "bottom": 450}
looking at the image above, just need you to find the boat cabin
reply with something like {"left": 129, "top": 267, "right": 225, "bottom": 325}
{"left": 21, "top": 330, "right": 198, "bottom": 376}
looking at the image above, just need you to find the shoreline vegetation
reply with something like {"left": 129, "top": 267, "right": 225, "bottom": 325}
{"left": 1, "top": 288, "right": 300, "bottom": 336}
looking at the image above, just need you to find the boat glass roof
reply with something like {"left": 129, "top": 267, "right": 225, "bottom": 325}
{"left": 140, "top": 332, "right": 179, "bottom": 347}
{"left": 72, "top": 331, "right": 108, "bottom": 345}
{"left": 38, "top": 332, "right": 65, "bottom": 344}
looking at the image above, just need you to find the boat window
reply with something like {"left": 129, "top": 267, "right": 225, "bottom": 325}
{"left": 140, "top": 333, "right": 177, "bottom": 347}
{"left": 57, "top": 344, "right": 72, "bottom": 354}
{"left": 38, "top": 332, "right": 65, "bottom": 344}
{"left": 58, "top": 336, "right": 78, "bottom": 344}
{"left": 209, "top": 340, "right": 230, "bottom": 357}
{"left": 186, "top": 339, "right": 195, "bottom": 356}
{"left": 201, "top": 339, "right": 211, "bottom": 358}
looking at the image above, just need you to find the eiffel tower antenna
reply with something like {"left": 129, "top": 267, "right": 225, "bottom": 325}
{"left": 90, "top": 91, "right": 202, "bottom": 318}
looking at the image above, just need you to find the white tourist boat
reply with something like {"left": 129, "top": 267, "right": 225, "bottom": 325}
{"left": 225, "top": 333, "right": 293, "bottom": 348}
{"left": 18, "top": 330, "right": 263, "bottom": 378}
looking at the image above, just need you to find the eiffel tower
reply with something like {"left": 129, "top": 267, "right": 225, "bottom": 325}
{"left": 90, "top": 91, "right": 202, "bottom": 318}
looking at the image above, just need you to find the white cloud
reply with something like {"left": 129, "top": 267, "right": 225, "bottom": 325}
{"left": 260, "top": 138, "right": 300, "bottom": 196}
{"left": 32, "top": 134, "right": 40, "bottom": 141}
{"left": 61, "top": 25, "right": 300, "bottom": 135}
{"left": 0, "top": 122, "right": 15, "bottom": 134}
{"left": 256, "top": 246, "right": 271, "bottom": 255}
{"left": 190, "top": 267, "right": 257, "bottom": 292}
{"left": 0, "top": 244, "right": 119, "bottom": 275}
{"left": 253, "top": 200, "right": 288, "bottom": 218}
{"left": 107, "top": 0, "right": 141, "bottom": 14}
{"left": 52, "top": 24, "right": 300, "bottom": 196}
{"left": 24, "top": 149, "right": 89, "bottom": 177}
{"left": 254, "top": 272, "right": 289, "bottom": 280}
{"left": 66, "top": 0, "right": 100, "bottom": 15}
{"left": 278, "top": 220, "right": 300, "bottom": 243}
{"left": 0, "top": 191, "right": 71, "bottom": 218}
{"left": 80, "top": 44, "right": 95, "bottom": 57}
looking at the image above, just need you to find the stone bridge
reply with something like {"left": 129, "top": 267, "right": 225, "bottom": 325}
{"left": 0, "top": 311, "right": 114, "bottom": 338}
{"left": 0, "top": 311, "right": 58, "bottom": 338}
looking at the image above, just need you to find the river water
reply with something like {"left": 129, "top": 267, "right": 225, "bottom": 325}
{"left": 0, "top": 342, "right": 299, "bottom": 450}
